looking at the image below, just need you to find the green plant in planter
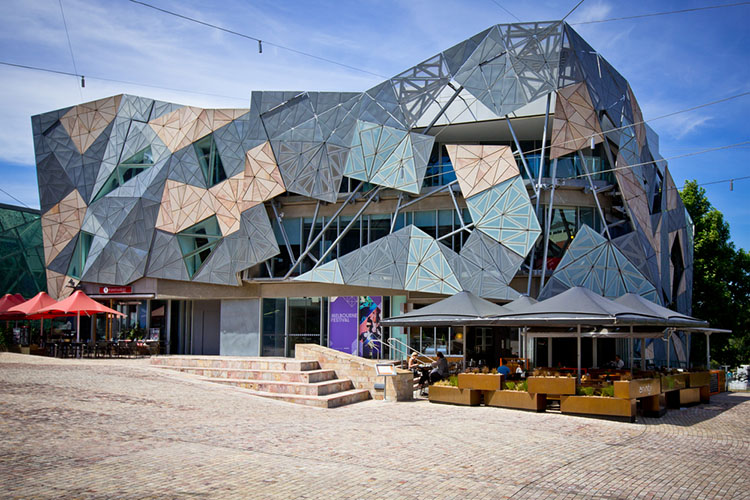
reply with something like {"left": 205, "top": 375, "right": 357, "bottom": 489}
{"left": 577, "top": 386, "right": 595, "bottom": 396}
{"left": 518, "top": 380, "right": 528, "bottom": 392}
{"left": 600, "top": 385, "right": 614, "bottom": 398}
{"left": 448, "top": 375, "right": 458, "bottom": 387}
{"left": 505, "top": 381, "right": 517, "bottom": 391}
{"left": 664, "top": 375, "right": 675, "bottom": 390}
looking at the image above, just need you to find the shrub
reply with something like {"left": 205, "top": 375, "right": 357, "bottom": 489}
{"left": 601, "top": 385, "right": 614, "bottom": 398}
{"left": 505, "top": 381, "right": 517, "bottom": 391}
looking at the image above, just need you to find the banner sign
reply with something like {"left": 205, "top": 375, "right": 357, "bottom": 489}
{"left": 329, "top": 296, "right": 358, "bottom": 354}
{"left": 99, "top": 286, "right": 132, "bottom": 294}
{"left": 359, "top": 296, "right": 382, "bottom": 358}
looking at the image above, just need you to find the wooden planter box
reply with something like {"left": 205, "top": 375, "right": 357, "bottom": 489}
{"left": 660, "top": 373, "right": 688, "bottom": 392}
{"left": 679, "top": 387, "right": 701, "bottom": 405}
{"left": 485, "top": 390, "right": 546, "bottom": 412}
{"left": 642, "top": 394, "right": 667, "bottom": 418}
{"left": 687, "top": 371, "right": 711, "bottom": 388}
{"left": 457, "top": 373, "right": 503, "bottom": 391}
{"left": 428, "top": 386, "right": 480, "bottom": 406}
{"left": 560, "top": 395, "right": 636, "bottom": 422}
{"left": 614, "top": 378, "right": 661, "bottom": 399}
{"left": 527, "top": 377, "right": 576, "bottom": 395}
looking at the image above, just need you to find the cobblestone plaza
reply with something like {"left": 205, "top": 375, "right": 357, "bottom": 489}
{"left": 1, "top": 353, "right": 748, "bottom": 499}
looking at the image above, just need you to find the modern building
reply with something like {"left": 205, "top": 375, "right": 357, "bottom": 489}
{"left": 0, "top": 203, "right": 46, "bottom": 298}
{"left": 32, "top": 21, "right": 693, "bottom": 367}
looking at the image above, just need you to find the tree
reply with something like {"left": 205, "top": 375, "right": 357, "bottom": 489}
{"left": 681, "top": 180, "right": 750, "bottom": 367}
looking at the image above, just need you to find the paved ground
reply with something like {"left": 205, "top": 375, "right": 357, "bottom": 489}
{"left": 1, "top": 353, "right": 749, "bottom": 500}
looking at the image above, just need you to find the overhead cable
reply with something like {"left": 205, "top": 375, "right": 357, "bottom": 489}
{"left": 58, "top": 0, "right": 83, "bottom": 98}
{"left": 489, "top": 0, "right": 521, "bottom": 22}
{"left": 128, "top": 0, "right": 387, "bottom": 79}
{"left": 570, "top": 1, "right": 750, "bottom": 25}
{"left": 0, "top": 61, "right": 248, "bottom": 102}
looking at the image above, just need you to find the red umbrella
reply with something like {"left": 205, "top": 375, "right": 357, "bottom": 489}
{"left": 0, "top": 293, "right": 26, "bottom": 320}
{"left": 8, "top": 292, "right": 59, "bottom": 345}
{"left": 36, "top": 290, "right": 125, "bottom": 342}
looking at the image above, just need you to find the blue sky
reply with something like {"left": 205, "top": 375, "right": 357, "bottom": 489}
{"left": 1, "top": 0, "right": 748, "bottom": 247}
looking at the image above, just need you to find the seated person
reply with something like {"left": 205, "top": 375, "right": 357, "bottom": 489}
{"left": 429, "top": 352, "right": 449, "bottom": 384}
{"left": 515, "top": 365, "right": 526, "bottom": 379}
{"left": 613, "top": 355, "right": 624, "bottom": 369}
{"left": 408, "top": 352, "right": 420, "bottom": 371}
{"left": 497, "top": 364, "right": 511, "bottom": 377}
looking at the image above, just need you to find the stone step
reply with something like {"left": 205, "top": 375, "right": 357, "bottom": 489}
{"left": 153, "top": 366, "right": 337, "bottom": 383}
{"left": 151, "top": 356, "right": 320, "bottom": 372}
{"left": 207, "top": 377, "right": 354, "bottom": 396}
{"left": 234, "top": 387, "right": 371, "bottom": 409}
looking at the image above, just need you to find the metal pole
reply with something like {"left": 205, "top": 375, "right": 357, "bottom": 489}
{"left": 283, "top": 182, "right": 363, "bottom": 278}
{"left": 463, "top": 325, "right": 467, "bottom": 371}
{"left": 398, "top": 181, "right": 457, "bottom": 211}
{"left": 539, "top": 158, "right": 558, "bottom": 294}
{"left": 271, "top": 201, "right": 297, "bottom": 266}
{"left": 306, "top": 200, "right": 321, "bottom": 250}
{"left": 706, "top": 332, "right": 711, "bottom": 368}
{"left": 577, "top": 324, "right": 581, "bottom": 382}
{"left": 389, "top": 193, "right": 404, "bottom": 233}
{"left": 310, "top": 186, "right": 382, "bottom": 271}
{"left": 505, "top": 116, "right": 536, "bottom": 193}
{"left": 436, "top": 223, "right": 474, "bottom": 242}
{"left": 629, "top": 326, "right": 634, "bottom": 371}
{"left": 526, "top": 93, "right": 552, "bottom": 295}
{"left": 448, "top": 184, "right": 465, "bottom": 226}
{"left": 422, "top": 85, "right": 464, "bottom": 135}
{"left": 667, "top": 329, "right": 672, "bottom": 368}
{"left": 577, "top": 150, "right": 611, "bottom": 240}
{"left": 547, "top": 337, "right": 553, "bottom": 367}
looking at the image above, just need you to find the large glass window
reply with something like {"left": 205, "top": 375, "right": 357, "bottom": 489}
{"left": 414, "top": 211, "right": 437, "bottom": 238}
{"left": 423, "top": 144, "right": 456, "bottom": 188}
{"left": 176, "top": 216, "right": 222, "bottom": 278}
{"left": 67, "top": 231, "right": 93, "bottom": 279}
{"left": 261, "top": 298, "right": 285, "bottom": 357}
{"left": 287, "top": 297, "right": 322, "bottom": 357}
{"left": 194, "top": 134, "right": 228, "bottom": 187}
{"left": 368, "top": 214, "right": 390, "bottom": 245}
{"left": 93, "top": 147, "right": 154, "bottom": 202}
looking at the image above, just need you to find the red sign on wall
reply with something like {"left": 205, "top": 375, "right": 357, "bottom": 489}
{"left": 99, "top": 286, "right": 132, "bottom": 294}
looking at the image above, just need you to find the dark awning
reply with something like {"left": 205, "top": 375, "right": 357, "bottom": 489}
{"left": 484, "top": 287, "right": 667, "bottom": 327}
{"left": 381, "top": 290, "right": 510, "bottom": 327}
{"left": 613, "top": 293, "right": 709, "bottom": 328}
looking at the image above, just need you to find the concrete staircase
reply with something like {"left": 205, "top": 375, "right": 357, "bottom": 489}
{"left": 151, "top": 356, "right": 370, "bottom": 408}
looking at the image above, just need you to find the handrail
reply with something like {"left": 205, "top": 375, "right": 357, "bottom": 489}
{"left": 387, "top": 337, "right": 436, "bottom": 364}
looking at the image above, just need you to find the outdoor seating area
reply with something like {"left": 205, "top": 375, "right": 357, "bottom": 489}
{"left": 44, "top": 340, "right": 162, "bottom": 358}
{"left": 382, "top": 287, "right": 728, "bottom": 422}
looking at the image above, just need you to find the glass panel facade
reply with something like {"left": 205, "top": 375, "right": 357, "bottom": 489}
{"left": 176, "top": 216, "right": 222, "bottom": 278}
{"left": 261, "top": 298, "right": 285, "bottom": 357}
{"left": 67, "top": 231, "right": 93, "bottom": 279}
{"left": 194, "top": 134, "right": 227, "bottom": 187}
{"left": 0, "top": 206, "right": 45, "bottom": 297}
{"left": 92, "top": 146, "right": 154, "bottom": 202}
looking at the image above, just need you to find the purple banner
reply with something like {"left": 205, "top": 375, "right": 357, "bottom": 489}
{"left": 329, "top": 296, "right": 358, "bottom": 354}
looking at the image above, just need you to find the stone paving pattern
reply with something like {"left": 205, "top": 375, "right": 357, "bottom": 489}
{"left": 1, "top": 353, "right": 749, "bottom": 499}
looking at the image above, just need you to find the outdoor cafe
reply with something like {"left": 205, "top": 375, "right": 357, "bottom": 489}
{"left": 382, "top": 287, "right": 728, "bottom": 422}
{"left": 0, "top": 290, "right": 161, "bottom": 358}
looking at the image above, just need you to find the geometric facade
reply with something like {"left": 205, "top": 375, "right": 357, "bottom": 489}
{"left": 33, "top": 20, "right": 693, "bottom": 362}
{"left": 0, "top": 204, "right": 46, "bottom": 298}
{"left": 539, "top": 225, "right": 660, "bottom": 302}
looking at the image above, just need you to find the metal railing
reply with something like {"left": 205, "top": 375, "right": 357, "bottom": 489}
{"left": 386, "top": 337, "right": 436, "bottom": 367}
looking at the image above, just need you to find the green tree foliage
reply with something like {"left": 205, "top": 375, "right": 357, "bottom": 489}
{"left": 681, "top": 180, "right": 750, "bottom": 367}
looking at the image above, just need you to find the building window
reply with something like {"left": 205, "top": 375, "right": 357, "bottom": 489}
{"left": 92, "top": 146, "right": 154, "bottom": 202}
{"left": 176, "top": 215, "right": 222, "bottom": 278}
{"left": 67, "top": 231, "right": 93, "bottom": 279}
{"left": 194, "top": 134, "right": 227, "bottom": 187}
